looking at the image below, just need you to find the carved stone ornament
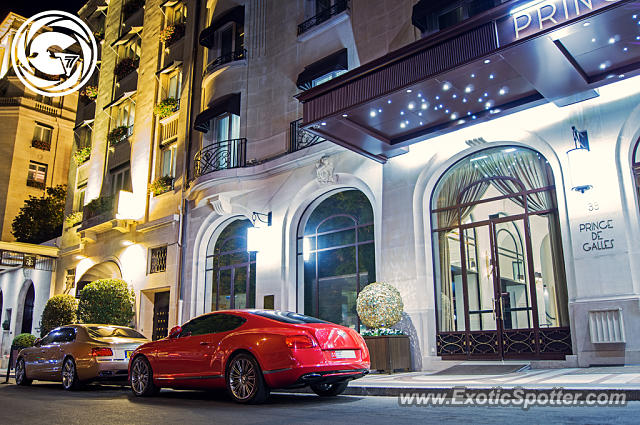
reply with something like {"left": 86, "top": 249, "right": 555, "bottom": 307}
{"left": 315, "top": 156, "right": 337, "bottom": 185}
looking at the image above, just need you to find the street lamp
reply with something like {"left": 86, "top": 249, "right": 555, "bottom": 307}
{"left": 247, "top": 211, "right": 272, "bottom": 252}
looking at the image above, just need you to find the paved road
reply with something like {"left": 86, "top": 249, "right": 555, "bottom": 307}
{"left": 0, "top": 381, "right": 638, "bottom": 425}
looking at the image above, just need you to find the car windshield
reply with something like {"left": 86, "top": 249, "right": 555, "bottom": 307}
{"left": 251, "top": 311, "right": 328, "bottom": 324}
{"left": 87, "top": 326, "right": 145, "bottom": 339}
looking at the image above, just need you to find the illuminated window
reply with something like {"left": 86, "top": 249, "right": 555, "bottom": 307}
{"left": 33, "top": 123, "right": 53, "bottom": 144}
{"left": 110, "top": 165, "right": 132, "bottom": 195}
{"left": 166, "top": 1, "right": 187, "bottom": 26}
{"left": 27, "top": 162, "right": 47, "bottom": 188}
{"left": 111, "top": 98, "right": 136, "bottom": 129}
{"left": 160, "top": 143, "right": 177, "bottom": 177}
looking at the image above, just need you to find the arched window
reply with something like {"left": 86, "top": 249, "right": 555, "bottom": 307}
{"left": 21, "top": 283, "right": 35, "bottom": 334}
{"left": 297, "top": 190, "right": 376, "bottom": 330}
{"left": 431, "top": 146, "right": 570, "bottom": 359}
{"left": 205, "top": 219, "right": 256, "bottom": 311}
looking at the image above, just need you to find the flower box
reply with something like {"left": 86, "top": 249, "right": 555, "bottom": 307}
{"left": 363, "top": 334, "right": 411, "bottom": 373}
{"left": 153, "top": 97, "right": 179, "bottom": 119}
{"left": 114, "top": 57, "right": 138, "bottom": 81}
{"left": 32, "top": 139, "right": 51, "bottom": 151}
{"left": 150, "top": 175, "right": 174, "bottom": 195}
{"left": 108, "top": 126, "right": 130, "bottom": 146}
{"left": 159, "top": 23, "right": 185, "bottom": 47}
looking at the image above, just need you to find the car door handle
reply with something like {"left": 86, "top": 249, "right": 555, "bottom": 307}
{"left": 199, "top": 341, "right": 210, "bottom": 346}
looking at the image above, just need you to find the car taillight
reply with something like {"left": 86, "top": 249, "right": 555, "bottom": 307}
{"left": 285, "top": 335, "right": 317, "bottom": 349}
{"left": 91, "top": 347, "right": 113, "bottom": 357}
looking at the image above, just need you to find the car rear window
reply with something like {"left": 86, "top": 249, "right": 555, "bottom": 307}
{"left": 251, "top": 311, "right": 328, "bottom": 324}
{"left": 87, "top": 326, "right": 145, "bottom": 339}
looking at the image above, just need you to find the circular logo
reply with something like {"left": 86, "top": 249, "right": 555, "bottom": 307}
{"left": 11, "top": 11, "right": 97, "bottom": 97}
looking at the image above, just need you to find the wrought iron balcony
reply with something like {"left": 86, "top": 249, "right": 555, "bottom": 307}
{"left": 204, "top": 49, "right": 247, "bottom": 76}
{"left": 298, "top": 0, "right": 350, "bottom": 36}
{"left": 193, "top": 138, "right": 247, "bottom": 178}
{"left": 289, "top": 119, "right": 325, "bottom": 152}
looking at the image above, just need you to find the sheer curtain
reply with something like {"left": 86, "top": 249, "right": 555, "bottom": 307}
{"left": 434, "top": 163, "right": 489, "bottom": 331}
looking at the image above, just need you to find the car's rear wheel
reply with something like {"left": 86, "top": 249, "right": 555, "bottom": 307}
{"left": 130, "top": 356, "right": 159, "bottom": 397}
{"left": 62, "top": 358, "right": 82, "bottom": 390}
{"left": 310, "top": 382, "right": 349, "bottom": 396}
{"left": 15, "top": 358, "right": 32, "bottom": 386}
{"left": 225, "top": 353, "right": 269, "bottom": 404}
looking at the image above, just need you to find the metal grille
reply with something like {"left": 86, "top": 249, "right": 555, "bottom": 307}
{"left": 289, "top": 119, "right": 325, "bottom": 152}
{"left": 193, "top": 138, "right": 247, "bottom": 178}
{"left": 149, "top": 246, "right": 168, "bottom": 274}
{"left": 0, "top": 250, "right": 56, "bottom": 271}
{"left": 204, "top": 49, "right": 246, "bottom": 77}
{"left": 298, "top": 0, "right": 350, "bottom": 35}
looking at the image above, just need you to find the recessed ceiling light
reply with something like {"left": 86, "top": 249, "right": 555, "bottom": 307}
{"left": 489, "top": 74, "right": 494, "bottom": 79}
{"left": 417, "top": 93, "right": 422, "bottom": 97}
{"left": 609, "top": 37, "right": 616, "bottom": 44}
{"left": 471, "top": 73, "right": 476, "bottom": 78}
{"left": 592, "top": 38, "right": 596, "bottom": 42}
{"left": 462, "top": 98, "right": 468, "bottom": 103}
{"left": 418, "top": 112, "right": 422, "bottom": 116}
{"left": 445, "top": 109, "right": 450, "bottom": 114}
{"left": 378, "top": 108, "right": 382, "bottom": 113}
{"left": 370, "top": 110, "right": 377, "bottom": 117}
{"left": 321, "top": 122, "right": 326, "bottom": 125}
{"left": 624, "top": 47, "right": 629, "bottom": 52}
{"left": 435, "top": 95, "right": 440, "bottom": 100}
{"left": 387, "top": 99, "right": 392, "bottom": 104}
{"left": 583, "top": 22, "right": 591, "bottom": 27}
{"left": 342, "top": 114, "right": 348, "bottom": 117}
{"left": 483, "top": 92, "right": 489, "bottom": 97}
{"left": 400, "top": 111, "right": 405, "bottom": 115}
{"left": 499, "top": 87, "right": 508, "bottom": 95}
{"left": 419, "top": 121, "right": 423, "bottom": 125}
{"left": 442, "top": 82, "right": 451, "bottom": 91}
{"left": 450, "top": 113, "right": 458, "bottom": 120}
{"left": 452, "top": 94, "right": 457, "bottom": 99}
{"left": 465, "top": 84, "right": 474, "bottom": 93}
{"left": 484, "top": 59, "right": 491, "bottom": 64}
{"left": 421, "top": 103, "right": 427, "bottom": 110}
{"left": 400, "top": 122, "right": 406, "bottom": 128}
{"left": 406, "top": 89, "right": 412, "bottom": 93}
{"left": 599, "top": 62, "right": 607, "bottom": 70}
{"left": 408, "top": 102, "right": 415, "bottom": 109}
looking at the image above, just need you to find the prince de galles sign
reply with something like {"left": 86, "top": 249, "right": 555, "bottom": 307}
{"left": 497, "top": 0, "right": 621, "bottom": 45}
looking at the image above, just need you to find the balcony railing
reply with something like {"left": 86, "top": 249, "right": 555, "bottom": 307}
{"left": 32, "top": 139, "right": 52, "bottom": 151}
{"left": 0, "top": 96, "right": 61, "bottom": 117}
{"left": 81, "top": 195, "right": 115, "bottom": 230}
{"left": 204, "top": 49, "right": 247, "bottom": 76}
{"left": 289, "top": 119, "right": 325, "bottom": 152}
{"left": 298, "top": 0, "right": 350, "bottom": 35}
{"left": 159, "top": 113, "right": 179, "bottom": 145}
{"left": 193, "top": 138, "right": 247, "bottom": 178}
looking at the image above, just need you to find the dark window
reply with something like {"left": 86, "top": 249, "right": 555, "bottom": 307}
{"left": 181, "top": 313, "right": 246, "bottom": 337}
{"left": 53, "top": 328, "right": 76, "bottom": 343}
{"left": 251, "top": 311, "right": 327, "bottom": 324}
{"left": 87, "top": 326, "right": 145, "bottom": 339}
{"left": 20, "top": 284, "right": 35, "bottom": 334}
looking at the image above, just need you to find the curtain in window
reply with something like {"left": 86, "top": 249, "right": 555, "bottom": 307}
{"left": 434, "top": 164, "right": 489, "bottom": 331}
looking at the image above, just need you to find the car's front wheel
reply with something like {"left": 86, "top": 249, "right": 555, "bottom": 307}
{"left": 225, "top": 353, "right": 269, "bottom": 404}
{"left": 15, "top": 358, "right": 32, "bottom": 386}
{"left": 310, "top": 382, "right": 349, "bottom": 396}
{"left": 62, "top": 357, "right": 82, "bottom": 390}
{"left": 130, "top": 356, "right": 159, "bottom": 397}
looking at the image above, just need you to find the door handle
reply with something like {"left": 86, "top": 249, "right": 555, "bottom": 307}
{"left": 199, "top": 341, "right": 210, "bottom": 346}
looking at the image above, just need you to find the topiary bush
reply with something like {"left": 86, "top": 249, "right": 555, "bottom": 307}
{"left": 78, "top": 279, "right": 135, "bottom": 326}
{"left": 356, "top": 282, "right": 404, "bottom": 333}
{"left": 40, "top": 294, "right": 78, "bottom": 337}
{"left": 12, "top": 333, "right": 37, "bottom": 349}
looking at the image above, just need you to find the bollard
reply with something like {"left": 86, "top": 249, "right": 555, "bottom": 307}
{"left": 4, "top": 345, "right": 15, "bottom": 384}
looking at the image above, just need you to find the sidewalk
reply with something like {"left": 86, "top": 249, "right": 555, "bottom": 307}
{"left": 343, "top": 364, "right": 640, "bottom": 399}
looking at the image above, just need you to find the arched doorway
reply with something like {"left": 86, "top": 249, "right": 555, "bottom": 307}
{"left": 205, "top": 219, "right": 256, "bottom": 311}
{"left": 75, "top": 261, "right": 122, "bottom": 297}
{"left": 20, "top": 283, "right": 35, "bottom": 334}
{"left": 431, "top": 146, "right": 571, "bottom": 359}
{"left": 297, "top": 189, "right": 376, "bottom": 330}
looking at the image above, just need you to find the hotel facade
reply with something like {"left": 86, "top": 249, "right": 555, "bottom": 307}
{"left": 59, "top": 0, "right": 640, "bottom": 368}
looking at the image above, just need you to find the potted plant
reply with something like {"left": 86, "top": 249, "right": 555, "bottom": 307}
{"left": 108, "top": 125, "right": 130, "bottom": 146}
{"left": 73, "top": 146, "right": 91, "bottom": 165}
{"left": 356, "top": 282, "right": 411, "bottom": 373}
{"left": 153, "top": 97, "right": 179, "bottom": 119}
{"left": 2, "top": 320, "right": 9, "bottom": 331}
{"left": 84, "top": 196, "right": 114, "bottom": 220}
{"left": 80, "top": 85, "right": 98, "bottom": 101}
{"left": 64, "top": 211, "right": 83, "bottom": 227}
{"left": 114, "top": 57, "right": 138, "bottom": 80}
{"left": 159, "top": 23, "right": 185, "bottom": 46}
{"left": 150, "top": 175, "right": 174, "bottom": 195}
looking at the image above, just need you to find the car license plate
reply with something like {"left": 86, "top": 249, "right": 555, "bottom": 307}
{"left": 333, "top": 350, "right": 356, "bottom": 359}
{"left": 125, "top": 350, "right": 134, "bottom": 359}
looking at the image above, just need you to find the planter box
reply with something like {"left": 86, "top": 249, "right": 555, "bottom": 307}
{"left": 364, "top": 335, "right": 411, "bottom": 373}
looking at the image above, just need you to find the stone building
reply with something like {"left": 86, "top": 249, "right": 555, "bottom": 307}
{"left": 60, "top": 0, "right": 640, "bottom": 369}
{"left": 0, "top": 12, "right": 76, "bottom": 365}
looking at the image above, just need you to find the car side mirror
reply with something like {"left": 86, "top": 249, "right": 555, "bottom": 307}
{"left": 169, "top": 326, "right": 182, "bottom": 338}
{"left": 33, "top": 338, "right": 41, "bottom": 347}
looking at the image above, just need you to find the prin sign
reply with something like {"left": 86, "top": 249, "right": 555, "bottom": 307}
{"left": 497, "top": 0, "right": 621, "bottom": 46}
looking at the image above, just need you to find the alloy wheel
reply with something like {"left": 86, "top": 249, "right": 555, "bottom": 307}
{"left": 15, "top": 359, "right": 25, "bottom": 384}
{"left": 62, "top": 359, "right": 76, "bottom": 389}
{"left": 131, "top": 358, "right": 149, "bottom": 395}
{"left": 228, "top": 357, "right": 257, "bottom": 401}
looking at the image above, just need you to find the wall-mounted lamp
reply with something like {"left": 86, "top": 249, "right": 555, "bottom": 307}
{"left": 247, "top": 211, "right": 272, "bottom": 252}
{"left": 567, "top": 126, "right": 592, "bottom": 193}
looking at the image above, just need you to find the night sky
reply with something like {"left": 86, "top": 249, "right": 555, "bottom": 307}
{"left": 1, "top": 0, "right": 87, "bottom": 22}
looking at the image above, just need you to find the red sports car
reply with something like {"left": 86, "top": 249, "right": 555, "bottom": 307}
{"left": 128, "top": 310, "right": 370, "bottom": 403}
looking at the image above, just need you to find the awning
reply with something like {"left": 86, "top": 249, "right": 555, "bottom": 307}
{"left": 111, "top": 26, "right": 143, "bottom": 47}
{"left": 160, "top": 0, "right": 180, "bottom": 7}
{"left": 156, "top": 60, "right": 182, "bottom": 75}
{"left": 296, "top": 0, "right": 639, "bottom": 163}
{"left": 199, "top": 5, "right": 245, "bottom": 48}
{"left": 103, "top": 91, "right": 136, "bottom": 110}
{"left": 296, "top": 48, "right": 347, "bottom": 90}
{"left": 74, "top": 119, "right": 94, "bottom": 131}
{"left": 193, "top": 93, "right": 241, "bottom": 132}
